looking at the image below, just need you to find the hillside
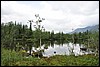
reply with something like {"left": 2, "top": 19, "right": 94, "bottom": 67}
{"left": 69, "top": 24, "right": 99, "bottom": 34}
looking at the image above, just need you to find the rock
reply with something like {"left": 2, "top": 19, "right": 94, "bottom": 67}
{"left": 80, "top": 48, "right": 87, "bottom": 51}
{"left": 54, "top": 51, "right": 56, "bottom": 54}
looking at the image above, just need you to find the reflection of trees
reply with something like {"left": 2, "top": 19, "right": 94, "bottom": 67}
{"left": 67, "top": 43, "right": 74, "bottom": 55}
{"left": 44, "top": 44, "right": 48, "bottom": 49}
{"left": 51, "top": 40, "right": 55, "bottom": 48}
{"left": 73, "top": 33, "right": 78, "bottom": 44}
{"left": 56, "top": 40, "right": 61, "bottom": 45}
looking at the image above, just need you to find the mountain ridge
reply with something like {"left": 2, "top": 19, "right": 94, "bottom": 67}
{"left": 69, "top": 24, "right": 99, "bottom": 34}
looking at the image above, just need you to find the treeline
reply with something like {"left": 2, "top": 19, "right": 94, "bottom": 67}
{"left": 1, "top": 21, "right": 99, "bottom": 52}
{"left": 1, "top": 21, "right": 67, "bottom": 49}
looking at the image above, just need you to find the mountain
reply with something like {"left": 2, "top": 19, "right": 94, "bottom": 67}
{"left": 69, "top": 24, "right": 99, "bottom": 34}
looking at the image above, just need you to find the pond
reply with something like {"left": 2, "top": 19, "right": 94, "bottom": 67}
{"left": 30, "top": 42, "right": 94, "bottom": 57}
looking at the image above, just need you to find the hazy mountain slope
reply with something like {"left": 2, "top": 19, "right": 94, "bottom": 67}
{"left": 69, "top": 24, "right": 99, "bottom": 34}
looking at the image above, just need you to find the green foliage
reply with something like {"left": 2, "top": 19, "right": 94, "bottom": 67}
{"left": 1, "top": 49, "right": 99, "bottom": 66}
{"left": 1, "top": 21, "right": 99, "bottom": 66}
{"left": 1, "top": 21, "right": 99, "bottom": 52}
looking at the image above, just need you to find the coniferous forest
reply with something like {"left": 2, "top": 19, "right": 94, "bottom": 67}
{"left": 1, "top": 16, "right": 99, "bottom": 66}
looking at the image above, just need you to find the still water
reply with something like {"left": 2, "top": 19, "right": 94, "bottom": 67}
{"left": 31, "top": 42, "right": 94, "bottom": 57}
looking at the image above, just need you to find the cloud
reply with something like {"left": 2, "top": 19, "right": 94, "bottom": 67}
{"left": 1, "top": 1, "right": 99, "bottom": 33}
{"left": 38, "top": 1, "right": 99, "bottom": 33}
{"left": 79, "top": 14, "right": 99, "bottom": 27}
{"left": 1, "top": 1, "right": 36, "bottom": 24}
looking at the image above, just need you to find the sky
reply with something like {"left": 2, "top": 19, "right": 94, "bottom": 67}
{"left": 1, "top": 1, "right": 99, "bottom": 33}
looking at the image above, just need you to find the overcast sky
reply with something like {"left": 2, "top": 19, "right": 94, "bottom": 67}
{"left": 1, "top": 1, "right": 99, "bottom": 33}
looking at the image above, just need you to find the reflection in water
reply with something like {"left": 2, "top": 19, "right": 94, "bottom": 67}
{"left": 30, "top": 42, "right": 94, "bottom": 57}
{"left": 43, "top": 44, "right": 70, "bottom": 57}
{"left": 42, "top": 43, "right": 84, "bottom": 57}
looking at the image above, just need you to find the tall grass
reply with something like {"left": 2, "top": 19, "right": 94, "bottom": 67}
{"left": 1, "top": 48, "right": 22, "bottom": 66}
{"left": 1, "top": 48, "right": 99, "bottom": 66}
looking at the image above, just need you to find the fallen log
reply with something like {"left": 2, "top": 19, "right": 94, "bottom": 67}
{"left": 80, "top": 48, "right": 87, "bottom": 51}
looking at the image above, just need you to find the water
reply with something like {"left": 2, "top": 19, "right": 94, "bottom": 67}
{"left": 31, "top": 42, "right": 94, "bottom": 57}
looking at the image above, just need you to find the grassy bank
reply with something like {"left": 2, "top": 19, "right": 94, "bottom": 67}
{"left": 1, "top": 48, "right": 99, "bottom": 66}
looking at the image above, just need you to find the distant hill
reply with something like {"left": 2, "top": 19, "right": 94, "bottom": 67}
{"left": 69, "top": 24, "right": 99, "bottom": 34}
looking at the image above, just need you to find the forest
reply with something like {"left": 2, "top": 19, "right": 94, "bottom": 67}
{"left": 1, "top": 1, "right": 99, "bottom": 66}
{"left": 1, "top": 15, "right": 99, "bottom": 66}
{"left": 1, "top": 21, "right": 99, "bottom": 51}
{"left": 1, "top": 20, "right": 99, "bottom": 66}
